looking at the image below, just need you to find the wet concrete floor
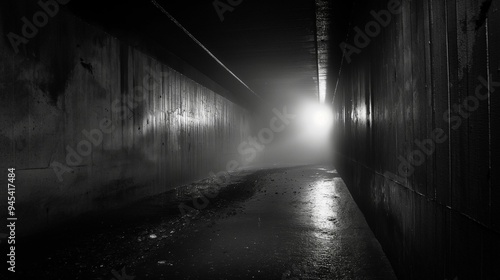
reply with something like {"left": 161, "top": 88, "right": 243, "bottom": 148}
{"left": 14, "top": 165, "right": 396, "bottom": 280}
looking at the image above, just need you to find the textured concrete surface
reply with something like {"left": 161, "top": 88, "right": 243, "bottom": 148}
{"left": 12, "top": 165, "right": 396, "bottom": 280}
{"left": 0, "top": 1, "right": 250, "bottom": 235}
{"left": 330, "top": 0, "right": 500, "bottom": 279}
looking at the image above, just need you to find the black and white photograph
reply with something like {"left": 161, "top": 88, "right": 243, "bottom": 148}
{"left": 0, "top": 0, "right": 499, "bottom": 279}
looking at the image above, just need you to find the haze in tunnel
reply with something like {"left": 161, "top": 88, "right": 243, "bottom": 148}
{"left": 245, "top": 97, "right": 335, "bottom": 169}
{"left": 0, "top": 0, "right": 498, "bottom": 279}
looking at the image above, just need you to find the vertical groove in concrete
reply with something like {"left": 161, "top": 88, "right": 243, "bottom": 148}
{"left": 331, "top": 0, "right": 499, "bottom": 279}
{"left": 0, "top": 4, "right": 250, "bottom": 235}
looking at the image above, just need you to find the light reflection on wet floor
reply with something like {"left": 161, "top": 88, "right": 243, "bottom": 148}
{"left": 17, "top": 165, "right": 396, "bottom": 280}
{"left": 133, "top": 165, "right": 396, "bottom": 280}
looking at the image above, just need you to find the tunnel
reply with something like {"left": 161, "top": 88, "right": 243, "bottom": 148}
{"left": 0, "top": 0, "right": 499, "bottom": 279}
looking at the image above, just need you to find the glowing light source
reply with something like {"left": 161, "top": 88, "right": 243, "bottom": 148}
{"left": 298, "top": 102, "right": 334, "bottom": 137}
{"left": 312, "top": 103, "right": 334, "bottom": 130}
{"left": 289, "top": 101, "right": 334, "bottom": 163}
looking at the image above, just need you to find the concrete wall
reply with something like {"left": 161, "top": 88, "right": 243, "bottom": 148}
{"left": 0, "top": 2, "right": 250, "bottom": 234}
{"left": 332, "top": 0, "right": 499, "bottom": 279}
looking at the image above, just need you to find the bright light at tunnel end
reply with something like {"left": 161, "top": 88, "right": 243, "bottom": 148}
{"left": 313, "top": 104, "right": 334, "bottom": 130}
{"left": 299, "top": 101, "right": 334, "bottom": 134}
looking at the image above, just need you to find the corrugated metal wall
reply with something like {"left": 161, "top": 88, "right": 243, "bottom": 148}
{"left": 333, "top": 0, "right": 499, "bottom": 279}
{"left": 0, "top": 6, "right": 250, "bottom": 234}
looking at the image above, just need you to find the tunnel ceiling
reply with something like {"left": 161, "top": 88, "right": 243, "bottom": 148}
{"left": 158, "top": 0, "right": 319, "bottom": 101}
{"left": 67, "top": 0, "right": 349, "bottom": 105}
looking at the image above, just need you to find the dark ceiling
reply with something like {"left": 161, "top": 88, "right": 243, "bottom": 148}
{"left": 158, "top": 0, "right": 319, "bottom": 101}
{"left": 67, "top": 0, "right": 351, "bottom": 107}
